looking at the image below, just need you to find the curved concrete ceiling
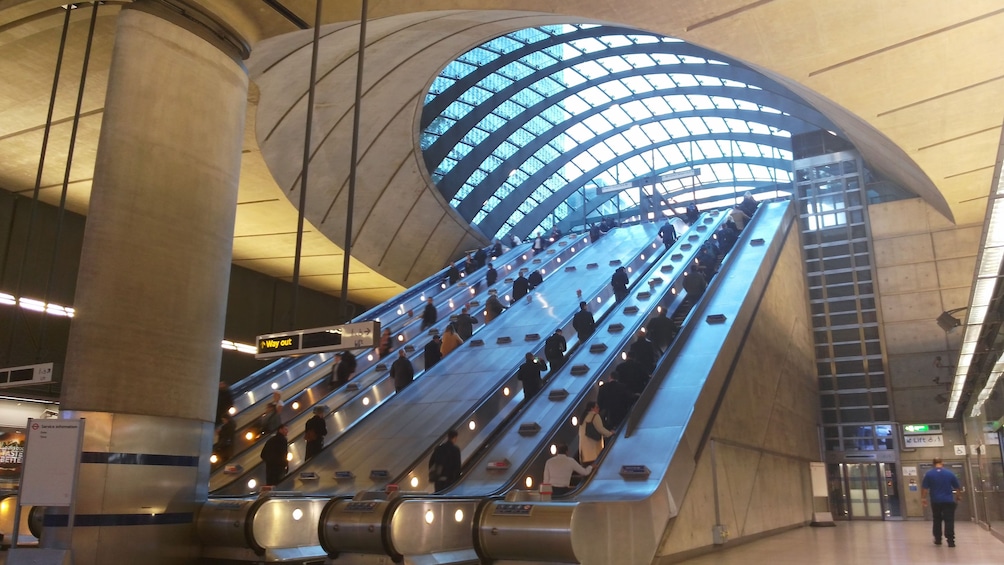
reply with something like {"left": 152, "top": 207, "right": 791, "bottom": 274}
{"left": 1, "top": 1, "right": 1002, "bottom": 307}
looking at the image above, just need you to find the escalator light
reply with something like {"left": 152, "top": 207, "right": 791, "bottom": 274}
{"left": 398, "top": 334, "right": 405, "bottom": 342}
{"left": 245, "top": 431, "right": 255, "bottom": 441}
{"left": 503, "top": 387, "right": 511, "bottom": 396}
{"left": 622, "top": 352, "right": 627, "bottom": 360}
{"left": 523, "top": 255, "right": 527, "bottom": 260}
{"left": 425, "top": 510, "right": 435, "bottom": 524}
{"left": 652, "top": 242, "right": 658, "bottom": 248}
{"left": 248, "top": 479, "right": 257, "bottom": 489}
{"left": 292, "top": 402, "right": 300, "bottom": 410}
{"left": 525, "top": 477, "right": 534, "bottom": 488}
{"left": 308, "top": 360, "right": 316, "bottom": 368}
{"left": 368, "top": 354, "right": 374, "bottom": 361}
{"left": 469, "top": 421, "right": 477, "bottom": 431}
{"left": 657, "top": 306, "right": 662, "bottom": 313}
{"left": 671, "top": 288, "right": 677, "bottom": 295}
{"left": 271, "top": 382, "right": 279, "bottom": 390}
{"left": 550, "top": 444, "right": 557, "bottom": 455}
{"left": 363, "top": 397, "right": 371, "bottom": 406}
{"left": 455, "top": 509, "right": 464, "bottom": 522}
{"left": 210, "top": 454, "right": 218, "bottom": 464}
{"left": 441, "top": 283, "right": 447, "bottom": 289}
{"left": 292, "top": 509, "right": 303, "bottom": 521}
{"left": 571, "top": 416, "right": 578, "bottom": 426}
{"left": 287, "top": 453, "right": 293, "bottom": 462}
{"left": 641, "top": 254, "right": 645, "bottom": 260}
{"left": 228, "top": 407, "right": 236, "bottom": 415}
{"left": 628, "top": 267, "right": 632, "bottom": 273}
{"left": 596, "top": 297, "right": 602, "bottom": 304}
{"left": 571, "top": 247, "right": 575, "bottom": 252}
{"left": 411, "top": 477, "right": 419, "bottom": 488}
{"left": 471, "top": 288, "right": 476, "bottom": 295}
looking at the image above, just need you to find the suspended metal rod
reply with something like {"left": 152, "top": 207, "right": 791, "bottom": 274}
{"left": 2, "top": 5, "right": 74, "bottom": 366}
{"left": 339, "top": 0, "right": 368, "bottom": 320}
{"left": 38, "top": 1, "right": 101, "bottom": 361}
{"left": 288, "top": 0, "right": 324, "bottom": 329}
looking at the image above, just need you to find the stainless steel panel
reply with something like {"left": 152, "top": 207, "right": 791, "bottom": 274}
{"left": 478, "top": 501, "right": 577, "bottom": 562}
{"left": 251, "top": 496, "right": 328, "bottom": 552}
{"left": 320, "top": 498, "right": 394, "bottom": 556}
{"left": 390, "top": 498, "right": 480, "bottom": 556}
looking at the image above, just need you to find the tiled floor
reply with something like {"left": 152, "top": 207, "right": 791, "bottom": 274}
{"left": 676, "top": 521, "right": 1004, "bottom": 564}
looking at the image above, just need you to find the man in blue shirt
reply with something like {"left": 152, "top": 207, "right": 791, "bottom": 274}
{"left": 920, "top": 458, "right": 961, "bottom": 547}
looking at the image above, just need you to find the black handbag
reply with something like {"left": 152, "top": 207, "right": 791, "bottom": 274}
{"left": 584, "top": 415, "right": 602, "bottom": 440}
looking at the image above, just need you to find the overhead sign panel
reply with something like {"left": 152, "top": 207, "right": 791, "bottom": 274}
{"left": 256, "top": 321, "right": 380, "bottom": 360}
{"left": 0, "top": 362, "right": 56, "bottom": 389}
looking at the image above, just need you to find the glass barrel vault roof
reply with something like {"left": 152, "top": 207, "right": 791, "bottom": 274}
{"left": 420, "top": 24, "right": 840, "bottom": 242}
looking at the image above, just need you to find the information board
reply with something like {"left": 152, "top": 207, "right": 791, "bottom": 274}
{"left": 20, "top": 419, "right": 84, "bottom": 506}
{"left": 256, "top": 320, "right": 380, "bottom": 359}
{"left": 0, "top": 362, "right": 55, "bottom": 389}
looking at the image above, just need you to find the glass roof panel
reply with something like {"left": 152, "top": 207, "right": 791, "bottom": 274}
{"left": 421, "top": 23, "right": 842, "bottom": 241}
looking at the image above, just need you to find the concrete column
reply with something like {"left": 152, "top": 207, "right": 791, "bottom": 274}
{"left": 51, "top": 5, "right": 248, "bottom": 564}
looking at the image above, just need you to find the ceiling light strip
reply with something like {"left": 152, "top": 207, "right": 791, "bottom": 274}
{"left": 953, "top": 147, "right": 1004, "bottom": 418}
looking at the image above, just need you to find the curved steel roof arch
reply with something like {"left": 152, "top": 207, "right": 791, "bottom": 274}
{"left": 447, "top": 96, "right": 814, "bottom": 221}
{"left": 423, "top": 46, "right": 827, "bottom": 170}
{"left": 434, "top": 75, "right": 830, "bottom": 201}
{"left": 421, "top": 24, "right": 849, "bottom": 242}
{"left": 462, "top": 118, "right": 799, "bottom": 236}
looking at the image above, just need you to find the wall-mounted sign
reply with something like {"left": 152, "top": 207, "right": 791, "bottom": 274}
{"left": 903, "top": 423, "right": 942, "bottom": 435}
{"left": 256, "top": 321, "right": 380, "bottom": 360}
{"left": 0, "top": 363, "right": 55, "bottom": 389}
{"left": 903, "top": 434, "right": 944, "bottom": 448}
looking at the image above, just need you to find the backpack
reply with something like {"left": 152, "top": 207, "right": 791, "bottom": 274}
{"left": 584, "top": 414, "right": 602, "bottom": 440}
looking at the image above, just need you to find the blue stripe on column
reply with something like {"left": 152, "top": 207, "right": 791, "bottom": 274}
{"left": 80, "top": 452, "right": 199, "bottom": 466}
{"left": 43, "top": 513, "right": 194, "bottom": 527}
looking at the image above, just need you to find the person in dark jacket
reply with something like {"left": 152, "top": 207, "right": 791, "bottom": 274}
{"left": 512, "top": 271, "right": 530, "bottom": 303}
{"left": 260, "top": 402, "right": 281, "bottom": 436}
{"left": 216, "top": 414, "right": 236, "bottom": 461}
{"left": 486, "top": 263, "right": 498, "bottom": 287}
{"left": 260, "top": 424, "right": 289, "bottom": 486}
{"left": 391, "top": 350, "right": 415, "bottom": 392}
{"left": 446, "top": 262, "right": 460, "bottom": 285}
{"left": 485, "top": 290, "right": 505, "bottom": 323}
{"left": 527, "top": 269, "right": 543, "bottom": 290}
{"left": 304, "top": 406, "right": 327, "bottom": 460}
{"left": 597, "top": 373, "right": 635, "bottom": 429}
{"left": 683, "top": 267, "right": 708, "bottom": 300}
{"left": 490, "top": 240, "right": 503, "bottom": 258}
{"left": 685, "top": 203, "right": 700, "bottom": 225}
{"left": 544, "top": 329, "right": 567, "bottom": 371}
{"left": 473, "top": 247, "right": 488, "bottom": 268}
{"left": 738, "top": 191, "right": 758, "bottom": 219}
{"left": 615, "top": 351, "right": 650, "bottom": 395}
{"left": 332, "top": 350, "right": 357, "bottom": 387}
{"left": 453, "top": 306, "right": 476, "bottom": 340}
{"left": 429, "top": 429, "right": 462, "bottom": 492}
{"left": 589, "top": 223, "right": 601, "bottom": 243}
{"left": 517, "top": 352, "right": 548, "bottom": 399}
{"left": 645, "top": 315, "right": 677, "bottom": 355}
{"left": 611, "top": 266, "right": 629, "bottom": 302}
{"left": 572, "top": 301, "right": 596, "bottom": 340}
{"left": 216, "top": 380, "right": 233, "bottom": 425}
{"left": 378, "top": 328, "right": 393, "bottom": 360}
{"left": 464, "top": 252, "right": 477, "bottom": 275}
{"left": 421, "top": 297, "right": 438, "bottom": 330}
{"left": 424, "top": 334, "right": 443, "bottom": 370}
{"left": 532, "top": 234, "right": 545, "bottom": 255}
{"left": 628, "top": 330, "right": 657, "bottom": 374}
{"left": 658, "top": 221, "right": 677, "bottom": 249}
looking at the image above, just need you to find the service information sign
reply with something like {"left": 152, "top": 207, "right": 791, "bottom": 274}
{"left": 256, "top": 320, "right": 380, "bottom": 360}
{"left": 20, "top": 419, "right": 84, "bottom": 506}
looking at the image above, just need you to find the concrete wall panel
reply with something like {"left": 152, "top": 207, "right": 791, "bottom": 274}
{"left": 876, "top": 262, "right": 939, "bottom": 294}
{"left": 872, "top": 233, "right": 934, "bottom": 267}
{"left": 882, "top": 320, "right": 949, "bottom": 355}
{"left": 932, "top": 225, "right": 981, "bottom": 260}
{"left": 936, "top": 256, "right": 978, "bottom": 291}
{"left": 878, "top": 290, "right": 941, "bottom": 324}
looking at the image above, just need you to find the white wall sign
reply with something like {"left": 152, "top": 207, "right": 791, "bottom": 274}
{"left": 903, "top": 466, "right": 917, "bottom": 477}
{"left": 20, "top": 419, "right": 83, "bottom": 506}
{"left": 903, "top": 434, "right": 944, "bottom": 448}
{"left": 953, "top": 444, "right": 967, "bottom": 456}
